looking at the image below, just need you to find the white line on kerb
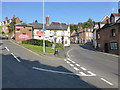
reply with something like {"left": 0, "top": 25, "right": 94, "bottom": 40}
{"left": 5, "top": 47, "right": 10, "bottom": 51}
{"left": 81, "top": 67, "right": 87, "bottom": 71}
{"left": 32, "top": 67, "right": 75, "bottom": 75}
{"left": 11, "top": 53, "right": 21, "bottom": 62}
{"left": 100, "top": 78, "right": 113, "bottom": 86}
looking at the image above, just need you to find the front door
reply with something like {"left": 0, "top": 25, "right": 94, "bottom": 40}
{"left": 104, "top": 43, "right": 109, "bottom": 53}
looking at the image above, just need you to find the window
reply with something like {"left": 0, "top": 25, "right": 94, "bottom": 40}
{"left": 98, "top": 34, "right": 100, "bottom": 39}
{"left": 110, "top": 42, "right": 118, "bottom": 50}
{"left": 22, "top": 33, "right": 26, "bottom": 35}
{"left": 111, "top": 29, "right": 116, "bottom": 37}
{"left": 17, "top": 29, "right": 20, "bottom": 31}
{"left": 29, "top": 29, "right": 32, "bottom": 31}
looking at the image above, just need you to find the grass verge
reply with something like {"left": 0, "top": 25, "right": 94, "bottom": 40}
{"left": 21, "top": 44, "right": 55, "bottom": 54}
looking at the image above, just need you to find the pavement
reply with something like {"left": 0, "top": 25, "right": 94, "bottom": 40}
{"left": 1, "top": 38, "right": 119, "bottom": 89}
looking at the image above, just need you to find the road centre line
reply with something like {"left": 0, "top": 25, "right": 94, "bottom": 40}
{"left": 100, "top": 78, "right": 113, "bottom": 86}
{"left": 81, "top": 67, "right": 87, "bottom": 71}
{"left": 5, "top": 47, "right": 10, "bottom": 51}
{"left": 11, "top": 53, "right": 21, "bottom": 62}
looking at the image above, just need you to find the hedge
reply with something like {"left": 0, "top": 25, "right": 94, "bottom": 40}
{"left": 21, "top": 39, "right": 63, "bottom": 49}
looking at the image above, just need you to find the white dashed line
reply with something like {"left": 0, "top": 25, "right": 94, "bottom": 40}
{"left": 69, "top": 64, "right": 74, "bottom": 67}
{"left": 67, "top": 58, "right": 72, "bottom": 62}
{"left": 71, "top": 61, "right": 75, "bottom": 63}
{"left": 66, "top": 61, "right": 70, "bottom": 64}
{"left": 5, "top": 47, "right": 10, "bottom": 51}
{"left": 79, "top": 72, "right": 87, "bottom": 76}
{"left": 87, "top": 71, "right": 96, "bottom": 76}
{"left": 73, "top": 67, "right": 79, "bottom": 71}
{"left": 11, "top": 53, "right": 21, "bottom": 62}
{"left": 100, "top": 78, "right": 113, "bottom": 86}
{"left": 76, "top": 64, "right": 80, "bottom": 67}
{"left": 81, "top": 67, "right": 87, "bottom": 71}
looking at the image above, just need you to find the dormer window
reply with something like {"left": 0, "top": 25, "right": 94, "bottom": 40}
{"left": 111, "top": 16, "right": 115, "bottom": 23}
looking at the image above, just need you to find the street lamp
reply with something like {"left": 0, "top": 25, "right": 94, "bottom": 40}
{"left": 42, "top": 0, "right": 45, "bottom": 53}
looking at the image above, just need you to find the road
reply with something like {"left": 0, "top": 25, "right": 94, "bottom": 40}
{"left": 1, "top": 39, "right": 119, "bottom": 89}
{"left": 67, "top": 44, "right": 119, "bottom": 89}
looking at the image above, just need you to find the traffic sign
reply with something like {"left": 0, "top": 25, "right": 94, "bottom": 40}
{"left": 42, "top": 28, "right": 46, "bottom": 31}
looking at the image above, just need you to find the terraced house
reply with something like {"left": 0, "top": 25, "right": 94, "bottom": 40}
{"left": 0, "top": 15, "right": 20, "bottom": 34}
{"left": 96, "top": 13, "right": 120, "bottom": 55}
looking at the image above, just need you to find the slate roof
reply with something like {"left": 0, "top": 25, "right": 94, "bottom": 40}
{"left": 45, "top": 22, "right": 68, "bottom": 30}
{"left": 15, "top": 23, "right": 33, "bottom": 27}
{"left": 30, "top": 22, "right": 43, "bottom": 29}
{"left": 30, "top": 22, "right": 68, "bottom": 30}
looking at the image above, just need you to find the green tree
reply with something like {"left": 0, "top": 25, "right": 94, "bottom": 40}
{"left": 70, "top": 24, "right": 78, "bottom": 32}
{"left": 9, "top": 18, "right": 16, "bottom": 33}
{"left": 83, "top": 19, "right": 93, "bottom": 29}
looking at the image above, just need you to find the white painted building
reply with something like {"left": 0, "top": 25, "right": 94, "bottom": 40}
{"left": 31, "top": 20, "right": 70, "bottom": 46}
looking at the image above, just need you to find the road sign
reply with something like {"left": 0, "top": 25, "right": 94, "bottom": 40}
{"left": 42, "top": 28, "right": 46, "bottom": 31}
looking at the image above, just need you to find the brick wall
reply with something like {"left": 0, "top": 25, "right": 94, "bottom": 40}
{"left": 15, "top": 26, "right": 33, "bottom": 41}
{"left": 96, "top": 23, "right": 120, "bottom": 55}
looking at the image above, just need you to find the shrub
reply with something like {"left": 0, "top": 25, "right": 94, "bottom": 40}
{"left": 22, "top": 39, "right": 53, "bottom": 47}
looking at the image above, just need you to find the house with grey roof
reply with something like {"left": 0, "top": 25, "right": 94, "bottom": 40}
{"left": 31, "top": 16, "right": 70, "bottom": 46}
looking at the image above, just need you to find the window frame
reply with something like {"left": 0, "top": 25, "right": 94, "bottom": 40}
{"left": 110, "top": 42, "right": 118, "bottom": 50}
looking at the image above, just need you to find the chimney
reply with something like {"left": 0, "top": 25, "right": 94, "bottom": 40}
{"left": 46, "top": 16, "right": 50, "bottom": 26}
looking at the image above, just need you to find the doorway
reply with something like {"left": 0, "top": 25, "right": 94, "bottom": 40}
{"left": 104, "top": 43, "right": 109, "bottom": 53}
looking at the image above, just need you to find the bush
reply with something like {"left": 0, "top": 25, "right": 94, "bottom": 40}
{"left": 22, "top": 39, "right": 53, "bottom": 47}
{"left": 22, "top": 39, "right": 64, "bottom": 49}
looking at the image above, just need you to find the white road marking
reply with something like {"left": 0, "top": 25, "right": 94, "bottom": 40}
{"left": 71, "top": 61, "right": 75, "bottom": 63}
{"left": 73, "top": 67, "right": 79, "bottom": 71}
{"left": 67, "top": 58, "right": 76, "bottom": 63}
{"left": 76, "top": 64, "right": 80, "bottom": 67}
{"left": 100, "top": 78, "right": 113, "bottom": 86}
{"left": 81, "top": 67, "right": 87, "bottom": 71}
{"left": 67, "top": 58, "right": 72, "bottom": 62}
{"left": 5, "top": 47, "right": 10, "bottom": 51}
{"left": 64, "top": 59, "right": 67, "bottom": 61}
{"left": 69, "top": 64, "right": 74, "bottom": 67}
{"left": 11, "top": 53, "right": 21, "bottom": 62}
{"left": 77, "top": 72, "right": 96, "bottom": 77}
{"left": 87, "top": 71, "right": 96, "bottom": 76}
{"left": 66, "top": 61, "right": 70, "bottom": 64}
{"left": 32, "top": 67, "right": 76, "bottom": 75}
{"left": 79, "top": 72, "right": 87, "bottom": 76}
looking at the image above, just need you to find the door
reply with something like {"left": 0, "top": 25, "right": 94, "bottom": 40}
{"left": 104, "top": 43, "right": 109, "bottom": 53}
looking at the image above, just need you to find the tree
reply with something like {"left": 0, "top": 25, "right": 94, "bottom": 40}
{"left": 70, "top": 24, "right": 78, "bottom": 32}
{"left": 9, "top": 18, "right": 16, "bottom": 33}
{"left": 82, "top": 19, "right": 94, "bottom": 29}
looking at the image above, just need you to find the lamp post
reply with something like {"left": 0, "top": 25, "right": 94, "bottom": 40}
{"left": 42, "top": 0, "right": 45, "bottom": 53}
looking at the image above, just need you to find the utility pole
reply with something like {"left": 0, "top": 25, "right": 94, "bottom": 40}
{"left": 42, "top": 0, "right": 45, "bottom": 53}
